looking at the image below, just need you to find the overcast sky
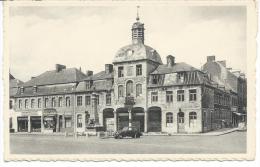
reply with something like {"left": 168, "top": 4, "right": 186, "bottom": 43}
{"left": 9, "top": 5, "right": 246, "bottom": 82}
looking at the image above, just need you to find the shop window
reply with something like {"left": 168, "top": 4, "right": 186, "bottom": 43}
{"left": 65, "top": 117, "right": 72, "bottom": 128}
{"left": 118, "top": 85, "right": 124, "bottom": 97}
{"left": 106, "top": 93, "right": 111, "bottom": 105}
{"left": 189, "top": 89, "right": 197, "bottom": 101}
{"left": 136, "top": 64, "right": 142, "bottom": 76}
{"left": 85, "top": 96, "right": 91, "bottom": 105}
{"left": 166, "top": 112, "right": 173, "bottom": 127}
{"left": 177, "top": 90, "right": 185, "bottom": 101}
{"left": 51, "top": 97, "right": 56, "bottom": 107}
{"left": 77, "top": 96, "right": 82, "bottom": 106}
{"left": 38, "top": 98, "right": 42, "bottom": 108}
{"left": 126, "top": 80, "right": 133, "bottom": 96}
{"left": 18, "top": 99, "right": 22, "bottom": 109}
{"left": 136, "top": 84, "right": 142, "bottom": 97}
{"left": 166, "top": 91, "right": 173, "bottom": 103}
{"left": 118, "top": 66, "right": 124, "bottom": 77}
{"left": 31, "top": 99, "right": 35, "bottom": 108}
{"left": 77, "top": 115, "right": 82, "bottom": 128}
{"left": 58, "top": 97, "right": 62, "bottom": 107}
{"left": 66, "top": 97, "right": 71, "bottom": 107}
{"left": 151, "top": 92, "right": 158, "bottom": 102}
{"left": 25, "top": 99, "right": 29, "bottom": 109}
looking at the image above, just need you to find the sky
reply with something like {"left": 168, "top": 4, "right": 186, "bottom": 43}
{"left": 9, "top": 5, "right": 247, "bottom": 82}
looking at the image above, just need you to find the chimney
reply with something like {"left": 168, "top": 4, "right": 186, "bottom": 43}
{"left": 217, "top": 60, "right": 226, "bottom": 67}
{"left": 55, "top": 64, "right": 66, "bottom": 72}
{"left": 31, "top": 76, "right": 36, "bottom": 80}
{"left": 207, "top": 55, "right": 215, "bottom": 62}
{"left": 166, "top": 55, "right": 175, "bottom": 67}
{"left": 86, "top": 70, "right": 93, "bottom": 77}
{"left": 105, "top": 64, "right": 113, "bottom": 74}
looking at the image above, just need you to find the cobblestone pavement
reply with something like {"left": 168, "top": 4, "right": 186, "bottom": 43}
{"left": 9, "top": 131, "right": 246, "bottom": 154}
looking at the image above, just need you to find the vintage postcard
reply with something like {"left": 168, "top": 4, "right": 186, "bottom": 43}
{"left": 3, "top": 0, "right": 256, "bottom": 161}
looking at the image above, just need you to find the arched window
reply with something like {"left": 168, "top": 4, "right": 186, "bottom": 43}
{"left": 118, "top": 85, "right": 124, "bottom": 97}
{"left": 178, "top": 112, "right": 184, "bottom": 123}
{"left": 66, "top": 97, "right": 71, "bottom": 107}
{"left": 25, "top": 99, "right": 28, "bottom": 109}
{"left": 189, "top": 112, "right": 197, "bottom": 127}
{"left": 77, "top": 114, "right": 82, "bottom": 128}
{"left": 126, "top": 80, "right": 133, "bottom": 96}
{"left": 136, "top": 84, "right": 142, "bottom": 96}
{"left": 166, "top": 112, "right": 173, "bottom": 127}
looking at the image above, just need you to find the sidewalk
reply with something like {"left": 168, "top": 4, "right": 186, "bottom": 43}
{"left": 143, "top": 128, "right": 239, "bottom": 136}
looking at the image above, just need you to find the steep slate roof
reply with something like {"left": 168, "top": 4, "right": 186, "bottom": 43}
{"left": 83, "top": 71, "right": 113, "bottom": 81}
{"left": 151, "top": 62, "right": 199, "bottom": 75}
{"left": 14, "top": 84, "right": 76, "bottom": 97}
{"left": 113, "top": 43, "right": 163, "bottom": 64}
{"left": 22, "top": 68, "right": 86, "bottom": 87}
{"left": 9, "top": 74, "right": 23, "bottom": 96}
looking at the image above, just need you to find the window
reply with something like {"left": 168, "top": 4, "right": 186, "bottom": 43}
{"left": 58, "top": 97, "right": 62, "bottom": 107}
{"left": 189, "top": 89, "right": 197, "bottom": 101}
{"left": 177, "top": 73, "right": 184, "bottom": 82}
{"left": 126, "top": 80, "right": 133, "bottom": 96}
{"left": 136, "top": 84, "right": 142, "bottom": 96}
{"left": 136, "top": 64, "right": 142, "bottom": 76}
{"left": 77, "top": 115, "right": 82, "bottom": 128}
{"left": 152, "top": 75, "right": 159, "bottom": 84}
{"left": 166, "top": 112, "right": 173, "bottom": 127}
{"left": 77, "top": 96, "right": 82, "bottom": 106}
{"left": 151, "top": 92, "right": 158, "bottom": 102}
{"left": 31, "top": 99, "right": 35, "bottom": 108}
{"left": 51, "top": 97, "right": 56, "bottom": 107}
{"left": 9, "top": 100, "right": 13, "bottom": 109}
{"left": 18, "top": 99, "right": 22, "bottom": 109}
{"left": 96, "top": 95, "right": 99, "bottom": 105}
{"left": 166, "top": 91, "right": 173, "bottom": 103}
{"left": 25, "top": 99, "right": 28, "bottom": 109}
{"left": 86, "top": 81, "right": 92, "bottom": 89}
{"left": 177, "top": 90, "right": 185, "bottom": 101}
{"left": 118, "top": 66, "right": 124, "bottom": 77}
{"left": 178, "top": 112, "right": 184, "bottom": 123}
{"left": 85, "top": 96, "right": 91, "bottom": 105}
{"left": 127, "top": 66, "right": 133, "bottom": 76}
{"left": 65, "top": 117, "right": 72, "bottom": 128}
{"left": 118, "top": 85, "right": 124, "bottom": 97}
{"left": 66, "top": 97, "right": 70, "bottom": 107}
{"left": 38, "top": 98, "right": 42, "bottom": 108}
{"left": 106, "top": 93, "right": 111, "bottom": 105}
{"left": 189, "top": 112, "right": 197, "bottom": 127}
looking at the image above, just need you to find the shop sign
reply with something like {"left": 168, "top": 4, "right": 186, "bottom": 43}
{"left": 43, "top": 108, "right": 57, "bottom": 116}
{"left": 17, "top": 116, "right": 28, "bottom": 121}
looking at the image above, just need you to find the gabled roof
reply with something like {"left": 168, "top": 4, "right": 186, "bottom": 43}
{"left": 22, "top": 68, "right": 86, "bottom": 87}
{"left": 151, "top": 62, "right": 199, "bottom": 75}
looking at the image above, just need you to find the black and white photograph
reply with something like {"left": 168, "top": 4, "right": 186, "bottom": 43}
{"left": 3, "top": 0, "right": 256, "bottom": 161}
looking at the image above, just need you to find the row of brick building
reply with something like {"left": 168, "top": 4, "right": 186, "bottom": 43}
{"left": 9, "top": 14, "right": 247, "bottom": 134}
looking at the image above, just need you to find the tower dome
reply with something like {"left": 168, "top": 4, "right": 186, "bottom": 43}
{"left": 113, "top": 7, "right": 162, "bottom": 64}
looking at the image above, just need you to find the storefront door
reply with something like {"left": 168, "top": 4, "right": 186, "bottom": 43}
{"left": 177, "top": 112, "right": 185, "bottom": 133}
{"left": 17, "top": 117, "right": 28, "bottom": 132}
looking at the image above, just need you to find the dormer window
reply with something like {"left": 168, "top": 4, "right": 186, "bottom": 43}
{"left": 86, "top": 81, "right": 92, "bottom": 89}
{"left": 20, "top": 87, "right": 24, "bottom": 94}
{"left": 33, "top": 86, "right": 37, "bottom": 93}
{"left": 177, "top": 73, "right": 184, "bottom": 83}
{"left": 152, "top": 75, "right": 159, "bottom": 84}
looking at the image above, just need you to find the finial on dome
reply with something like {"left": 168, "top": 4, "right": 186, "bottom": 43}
{"left": 136, "top": 6, "right": 140, "bottom": 21}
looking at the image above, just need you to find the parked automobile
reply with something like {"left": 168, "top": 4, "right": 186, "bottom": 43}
{"left": 114, "top": 127, "right": 142, "bottom": 139}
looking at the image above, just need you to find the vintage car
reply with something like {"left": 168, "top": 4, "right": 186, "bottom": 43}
{"left": 114, "top": 127, "right": 142, "bottom": 139}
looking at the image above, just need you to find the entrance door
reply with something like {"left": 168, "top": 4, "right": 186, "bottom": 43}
{"left": 17, "top": 117, "right": 28, "bottom": 132}
{"left": 148, "top": 108, "right": 162, "bottom": 132}
{"left": 177, "top": 112, "right": 185, "bottom": 133}
{"left": 106, "top": 118, "right": 114, "bottom": 131}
